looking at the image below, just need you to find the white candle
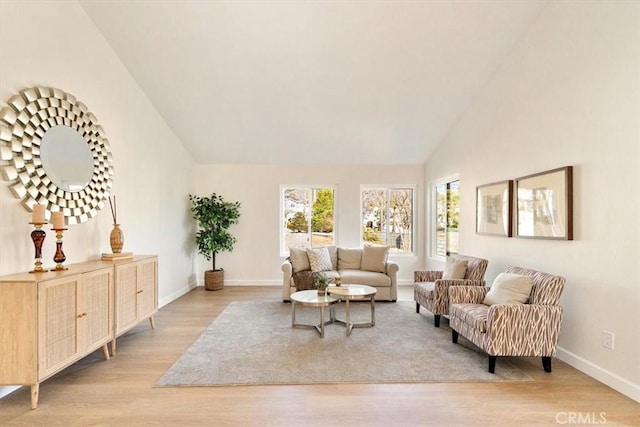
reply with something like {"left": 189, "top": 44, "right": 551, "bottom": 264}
{"left": 52, "top": 211, "right": 65, "bottom": 229}
{"left": 32, "top": 204, "right": 46, "bottom": 223}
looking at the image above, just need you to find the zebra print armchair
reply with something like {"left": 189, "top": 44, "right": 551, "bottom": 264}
{"left": 414, "top": 255, "right": 488, "bottom": 327}
{"left": 449, "top": 266, "right": 566, "bottom": 373}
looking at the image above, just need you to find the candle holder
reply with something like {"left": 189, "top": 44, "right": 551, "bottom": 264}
{"left": 28, "top": 222, "right": 47, "bottom": 273}
{"left": 51, "top": 228, "right": 68, "bottom": 271}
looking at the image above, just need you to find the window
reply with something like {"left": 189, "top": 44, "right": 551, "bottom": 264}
{"left": 281, "top": 186, "right": 335, "bottom": 255}
{"left": 433, "top": 178, "right": 459, "bottom": 258}
{"left": 361, "top": 186, "right": 414, "bottom": 254}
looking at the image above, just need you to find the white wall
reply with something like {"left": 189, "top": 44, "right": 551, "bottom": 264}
{"left": 424, "top": 1, "right": 639, "bottom": 401}
{"left": 0, "top": 0, "right": 196, "bottom": 399}
{"left": 0, "top": 1, "right": 196, "bottom": 305}
{"left": 193, "top": 164, "right": 424, "bottom": 286}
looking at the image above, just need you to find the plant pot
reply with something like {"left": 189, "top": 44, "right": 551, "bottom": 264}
{"left": 317, "top": 288, "right": 326, "bottom": 296}
{"left": 204, "top": 269, "right": 224, "bottom": 291}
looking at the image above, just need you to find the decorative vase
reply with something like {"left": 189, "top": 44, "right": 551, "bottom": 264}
{"left": 205, "top": 269, "right": 224, "bottom": 291}
{"left": 317, "top": 288, "right": 326, "bottom": 296}
{"left": 110, "top": 224, "right": 124, "bottom": 254}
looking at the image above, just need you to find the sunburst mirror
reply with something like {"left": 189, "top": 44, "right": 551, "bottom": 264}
{"left": 0, "top": 86, "right": 114, "bottom": 224}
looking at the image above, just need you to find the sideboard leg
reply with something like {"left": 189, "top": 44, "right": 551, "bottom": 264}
{"left": 149, "top": 316, "right": 156, "bottom": 329}
{"left": 102, "top": 343, "right": 110, "bottom": 360}
{"left": 110, "top": 339, "right": 116, "bottom": 356}
{"left": 30, "top": 384, "right": 39, "bottom": 410}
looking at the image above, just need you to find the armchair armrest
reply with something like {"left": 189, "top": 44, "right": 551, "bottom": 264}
{"left": 414, "top": 270, "right": 443, "bottom": 282}
{"left": 486, "top": 304, "right": 564, "bottom": 356}
{"left": 435, "top": 279, "right": 484, "bottom": 291}
{"left": 449, "top": 285, "right": 489, "bottom": 305}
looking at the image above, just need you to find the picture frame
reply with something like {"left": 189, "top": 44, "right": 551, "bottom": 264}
{"left": 515, "top": 166, "right": 573, "bottom": 240}
{"left": 476, "top": 180, "right": 513, "bottom": 237}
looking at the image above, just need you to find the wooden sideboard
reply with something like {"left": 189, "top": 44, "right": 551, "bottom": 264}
{"left": 0, "top": 255, "right": 158, "bottom": 409}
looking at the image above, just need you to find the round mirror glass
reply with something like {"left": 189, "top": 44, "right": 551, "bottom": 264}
{"left": 40, "top": 125, "right": 94, "bottom": 192}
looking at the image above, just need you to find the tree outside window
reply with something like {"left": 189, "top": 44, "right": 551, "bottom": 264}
{"left": 362, "top": 187, "right": 413, "bottom": 253}
{"left": 282, "top": 187, "right": 335, "bottom": 253}
{"left": 435, "top": 180, "right": 459, "bottom": 257}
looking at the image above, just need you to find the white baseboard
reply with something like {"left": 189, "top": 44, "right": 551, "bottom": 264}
{"left": 159, "top": 282, "right": 197, "bottom": 308}
{"left": 557, "top": 346, "right": 640, "bottom": 403}
{"left": 194, "top": 280, "right": 416, "bottom": 287}
{"left": 195, "top": 280, "right": 281, "bottom": 287}
{"left": 0, "top": 385, "right": 19, "bottom": 400}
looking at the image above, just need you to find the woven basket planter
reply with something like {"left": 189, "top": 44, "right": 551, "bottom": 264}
{"left": 204, "top": 269, "right": 224, "bottom": 291}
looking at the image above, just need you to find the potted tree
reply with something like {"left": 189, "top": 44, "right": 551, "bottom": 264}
{"left": 189, "top": 193, "right": 241, "bottom": 290}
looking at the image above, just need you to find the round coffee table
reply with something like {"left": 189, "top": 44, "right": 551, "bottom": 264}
{"left": 327, "top": 284, "right": 377, "bottom": 336}
{"left": 290, "top": 290, "right": 339, "bottom": 338}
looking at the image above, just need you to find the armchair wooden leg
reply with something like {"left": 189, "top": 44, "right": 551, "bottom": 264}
{"left": 452, "top": 329, "right": 458, "bottom": 343}
{"left": 542, "top": 357, "right": 552, "bottom": 372}
{"left": 434, "top": 315, "right": 440, "bottom": 327}
{"left": 488, "top": 356, "right": 497, "bottom": 373}
{"left": 416, "top": 303, "right": 420, "bottom": 313}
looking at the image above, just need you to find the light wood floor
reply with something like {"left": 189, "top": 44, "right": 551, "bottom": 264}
{"left": 1, "top": 286, "right": 638, "bottom": 426}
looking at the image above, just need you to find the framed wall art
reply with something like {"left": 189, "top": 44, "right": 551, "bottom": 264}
{"left": 515, "top": 166, "right": 573, "bottom": 240}
{"left": 476, "top": 180, "right": 513, "bottom": 237}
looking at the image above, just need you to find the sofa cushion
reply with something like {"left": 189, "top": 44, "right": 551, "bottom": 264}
{"left": 307, "top": 247, "right": 333, "bottom": 272}
{"left": 322, "top": 270, "right": 340, "bottom": 282}
{"left": 450, "top": 303, "right": 489, "bottom": 333}
{"left": 338, "top": 248, "right": 362, "bottom": 270}
{"left": 339, "top": 269, "right": 391, "bottom": 287}
{"left": 442, "top": 257, "right": 468, "bottom": 279}
{"left": 326, "top": 246, "right": 338, "bottom": 270}
{"left": 483, "top": 273, "right": 534, "bottom": 306}
{"left": 361, "top": 245, "right": 388, "bottom": 273}
{"left": 289, "top": 247, "right": 310, "bottom": 273}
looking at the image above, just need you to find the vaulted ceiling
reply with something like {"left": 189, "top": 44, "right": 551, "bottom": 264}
{"left": 79, "top": 0, "right": 547, "bottom": 165}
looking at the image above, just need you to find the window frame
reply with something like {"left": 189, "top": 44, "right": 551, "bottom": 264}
{"left": 360, "top": 184, "right": 416, "bottom": 255}
{"left": 280, "top": 184, "right": 337, "bottom": 256}
{"left": 429, "top": 175, "right": 460, "bottom": 261}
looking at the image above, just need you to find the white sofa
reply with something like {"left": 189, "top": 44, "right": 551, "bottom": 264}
{"left": 281, "top": 246, "right": 399, "bottom": 302}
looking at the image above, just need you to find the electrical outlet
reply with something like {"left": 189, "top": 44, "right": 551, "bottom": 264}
{"left": 602, "top": 330, "right": 614, "bottom": 350}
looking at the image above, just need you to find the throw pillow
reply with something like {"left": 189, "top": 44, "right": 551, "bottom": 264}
{"left": 442, "top": 257, "right": 468, "bottom": 279}
{"left": 288, "top": 247, "right": 311, "bottom": 273}
{"left": 326, "top": 246, "right": 338, "bottom": 270}
{"left": 307, "top": 247, "right": 333, "bottom": 272}
{"left": 483, "top": 273, "right": 534, "bottom": 306}
{"left": 337, "top": 248, "right": 362, "bottom": 270}
{"left": 361, "top": 245, "right": 388, "bottom": 273}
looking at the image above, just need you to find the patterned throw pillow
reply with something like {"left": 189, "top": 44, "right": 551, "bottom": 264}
{"left": 306, "top": 247, "right": 333, "bottom": 272}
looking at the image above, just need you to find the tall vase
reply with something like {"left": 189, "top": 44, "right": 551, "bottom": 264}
{"left": 110, "top": 224, "right": 124, "bottom": 253}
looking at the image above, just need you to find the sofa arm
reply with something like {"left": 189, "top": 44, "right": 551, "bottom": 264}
{"left": 385, "top": 261, "right": 399, "bottom": 301}
{"left": 386, "top": 261, "right": 399, "bottom": 276}
{"left": 414, "top": 270, "right": 443, "bottom": 282}
{"left": 486, "top": 304, "right": 564, "bottom": 356}
{"left": 281, "top": 259, "right": 293, "bottom": 301}
{"left": 449, "top": 285, "right": 489, "bottom": 305}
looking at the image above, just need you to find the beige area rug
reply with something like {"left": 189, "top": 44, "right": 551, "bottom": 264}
{"left": 156, "top": 300, "right": 533, "bottom": 387}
